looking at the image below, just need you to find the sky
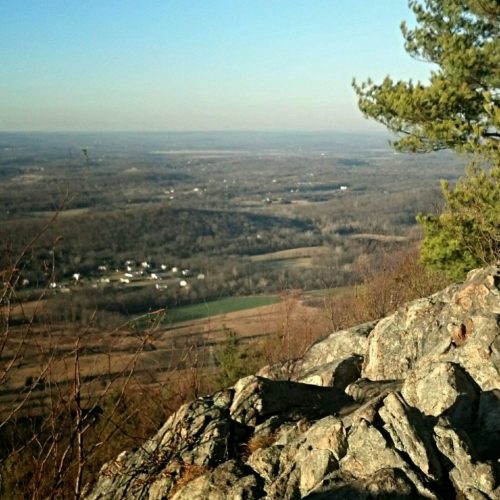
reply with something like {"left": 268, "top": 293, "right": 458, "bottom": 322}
{"left": 0, "top": 0, "right": 435, "bottom": 133}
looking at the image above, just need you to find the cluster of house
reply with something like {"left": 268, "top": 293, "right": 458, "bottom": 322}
{"left": 108, "top": 260, "right": 206, "bottom": 290}
{"left": 33, "top": 260, "right": 206, "bottom": 293}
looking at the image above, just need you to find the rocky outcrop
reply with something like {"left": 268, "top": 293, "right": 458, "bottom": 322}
{"left": 86, "top": 265, "right": 500, "bottom": 499}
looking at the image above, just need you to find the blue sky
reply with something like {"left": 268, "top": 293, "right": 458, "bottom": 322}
{"left": 0, "top": 0, "right": 434, "bottom": 132}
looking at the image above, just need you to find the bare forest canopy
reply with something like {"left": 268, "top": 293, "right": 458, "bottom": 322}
{"left": 1, "top": 132, "right": 465, "bottom": 322}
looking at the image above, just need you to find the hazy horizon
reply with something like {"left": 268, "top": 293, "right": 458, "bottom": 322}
{"left": 1, "top": 1, "right": 433, "bottom": 133}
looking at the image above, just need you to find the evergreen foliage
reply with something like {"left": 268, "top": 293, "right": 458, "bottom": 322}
{"left": 215, "top": 328, "right": 258, "bottom": 388}
{"left": 418, "top": 164, "right": 500, "bottom": 278}
{"left": 353, "top": 0, "right": 499, "bottom": 277}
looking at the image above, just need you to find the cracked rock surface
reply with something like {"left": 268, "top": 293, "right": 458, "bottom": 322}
{"left": 85, "top": 266, "right": 500, "bottom": 499}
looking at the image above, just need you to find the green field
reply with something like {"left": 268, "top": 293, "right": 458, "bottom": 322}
{"left": 165, "top": 295, "right": 281, "bottom": 324}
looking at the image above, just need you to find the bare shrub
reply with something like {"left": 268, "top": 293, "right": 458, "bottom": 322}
{"left": 323, "top": 247, "right": 450, "bottom": 332}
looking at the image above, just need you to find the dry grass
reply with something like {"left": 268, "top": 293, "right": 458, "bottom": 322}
{"left": 322, "top": 248, "right": 450, "bottom": 332}
{"left": 242, "top": 432, "right": 278, "bottom": 458}
{"left": 170, "top": 464, "right": 208, "bottom": 495}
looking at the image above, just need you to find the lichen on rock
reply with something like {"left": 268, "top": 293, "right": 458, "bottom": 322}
{"left": 85, "top": 265, "right": 500, "bottom": 499}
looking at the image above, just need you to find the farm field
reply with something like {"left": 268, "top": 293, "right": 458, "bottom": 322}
{"left": 164, "top": 294, "right": 281, "bottom": 324}
{"left": 0, "top": 291, "right": 332, "bottom": 416}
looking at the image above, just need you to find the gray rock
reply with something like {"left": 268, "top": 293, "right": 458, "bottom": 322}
{"left": 345, "top": 378, "right": 403, "bottom": 403}
{"left": 298, "top": 355, "right": 363, "bottom": 390}
{"left": 434, "top": 421, "right": 498, "bottom": 497}
{"left": 363, "top": 468, "right": 421, "bottom": 498}
{"left": 299, "top": 415, "right": 348, "bottom": 462}
{"left": 340, "top": 419, "right": 407, "bottom": 478}
{"left": 85, "top": 390, "right": 238, "bottom": 500}
{"left": 339, "top": 393, "right": 385, "bottom": 428}
{"left": 85, "top": 265, "right": 500, "bottom": 500}
{"left": 363, "top": 265, "right": 500, "bottom": 383}
{"left": 170, "top": 460, "right": 264, "bottom": 500}
{"left": 441, "top": 314, "right": 500, "bottom": 392}
{"left": 378, "top": 392, "right": 442, "bottom": 481}
{"left": 298, "top": 449, "right": 337, "bottom": 497}
{"left": 266, "top": 466, "right": 302, "bottom": 500}
{"left": 362, "top": 295, "right": 451, "bottom": 381}
{"left": 247, "top": 444, "right": 283, "bottom": 483}
{"left": 260, "top": 416, "right": 347, "bottom": 498}
{"left": 304, "top": 468, "right": 422, "bottom": 499}
{"left": 339, "top": 418, "right": 437, "bottom": 498}
{"left": 257, "top": 360, "right": 297, "bottom": 381}
{"left": 297, "top": 322, "right": 375, "bottom": 375}
{"left": 472, "top": 389, "right": 500, "bottom": 460}
{"left": 229, "top": 375, "right": 353, "bottom": 426}
{"left": 295, "top": 416, "right": 348, "bottom": 495}
{"left": 401, "top": 361, "right": 479, "bottom": 427}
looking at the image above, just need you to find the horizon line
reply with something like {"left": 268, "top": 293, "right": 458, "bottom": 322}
{"left": 0, "top": 129, "right": 389, "bottom": 135}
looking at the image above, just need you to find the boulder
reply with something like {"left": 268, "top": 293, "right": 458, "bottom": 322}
{"left": 296, "top": 322, "right": 375, "bottom": 375}
{"left": 345, "top": 378, "right": 403, "bottom": 403}
{"left": 298, "top": 355, "right": 363, "bottom": 390}
{"left": 401, "top": 361, "right": 479, "bottom": 427}
{"left": 472, "top": 390, "right": 500, "bottom": 460}
{"left": 304, "top": 468, "right": 423, "bottom": 499}
{"left": 340, "top": 419, "right": 407, "bottom": 478}
{"left": 229, "top": 375, "right": 353, "bottom": 426}
{"left": 363, "top": 266, "right": 500, "bottom": 383}
{"left": 378, "top": 392, "right": 442, "bottom": 481}
{"left": 170, "top": 460, "right": 265, "bottom": 500}
{"left": 85, "top": 389, "right": 242, "bottom": 500}
{"left": 247, "top": 444, "right": 283, "bottom": 484}
{"left": 434, "top": 421, "right": 498, "bottom": 498}
{"left": 85, "top": 265, "right": 500, "bottom": 500}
